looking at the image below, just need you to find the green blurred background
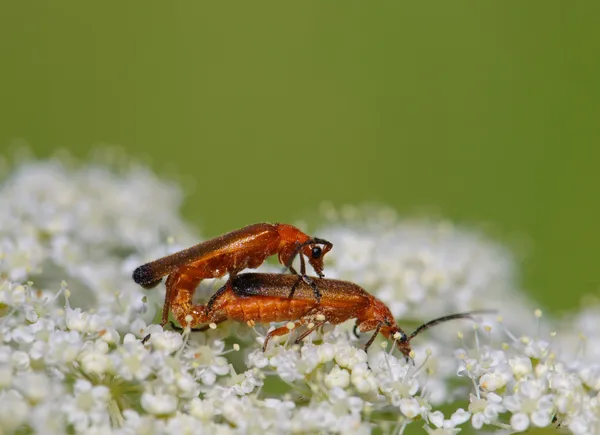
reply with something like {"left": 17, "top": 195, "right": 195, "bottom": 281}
{"left": 1, "top": 1, "right": 598, "bottom": 316}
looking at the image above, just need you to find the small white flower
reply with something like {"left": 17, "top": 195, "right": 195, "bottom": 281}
{"left": 12, "top": 372, "right": 50, "bottom": 403}
{"left": 184, "top": 340, "right": 232, "bottom": 385}
{"left": 298, "top": 344, "right": 321, "bottom": 373}
{"left": 335, "top": 345, "right": 368, "bottom": 369}
{"left": 129, "top": 317, "right": 148, "bottom": 338}
{"left": 317, "top": 342, "right": 336, "bottom": 363}
{"left": 426, "top": 408, "right": 470, "bottom": 434}
{"left": 78, "top": 340, "right": 110, "bottom": 375}
{"left": 148, "top": 330, "right": 183, "bottom": 354}
{"left": 0, "top": 389, "right": 30, "bottom": 433}
{"left": 451, "top": 408, "right": 471, "bottom": 425}
{"left": 8, "top": 326, "right": 35, "bottom": 344}
{"left": 429, "top": 410, "right": 445, "bottom": 427}
{"left": 28, "top": 340, "right": 47, "bottom": 361}
{"left": 65, "top": 307, "right": 89, "bottom": 332}
{"left": 247, "top": 349, "right": 269, "bottom": 368}
{"left": 351, "top": 362, "right": 378, "bottom": 394}
{"left": 176, "top": 372, "right": 200, "bottom": 398}
{"left": 98, "top": 327, "right": 120, "bottom": 345}
{"left": 11, "top": 350, "right": 30, "bottom": 370}
{"left": 189, "top": 397, "right": 215, "bottom": 422}
{"left": 503, "top": 379, "right": 555, "bottom": 429}
{"left": 269, "top": 349, "right": 303, "bottom": 382}
{"left": 228, "top": 369, "right": 263, "bottom": 396}
{"left": 0, "top": 364, "right": 12, "bottom": 388}
{"left": 111, "top": 346, "right": 150, "bottom": 382}
{"left": 510, "top": 412, "right": 530, "bottom": 432}
{"left": 140, "top": 392, "right": 178, "bottom": 416}
{"left": 479, "top": 370, "right": 509, "bottom": 392}
{"left": 579, "top": 364, "right": 600, "bottom": 391}
{"left": 468, "top": 393, "right": 505, "bottom": 429}
{"left": 325, "top": 365, "right": 351, "bottom": 389}
{"left": 509, "top": 356, "right": 533, "bottom": 379}
{"left": 523, "top": 339, "right": 550, "bottom": 359}
{"left": 399, "top": 397, "right": 421, "bottom": 419}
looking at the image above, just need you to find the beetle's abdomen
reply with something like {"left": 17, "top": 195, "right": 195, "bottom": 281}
{"left": 225, "top": 296, "right": 318, "bottom": 324}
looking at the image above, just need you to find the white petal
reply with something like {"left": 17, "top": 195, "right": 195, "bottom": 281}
{"left": 451, "top": 408, "right": 471, "bottom": 426}
{"left": 429, "top": 411, "right": 445, "bottom": 428}
{"left": 510, "top": 413, "right": 530, "bottom": 432}
{"left": 399, "top": 398, "right": 421, "bottom": 419}
{"left": 530, "top": 411, "right": 552, "bottom": 427}
{"left": 472, "top": 413, "right": 485, "bottom": 429}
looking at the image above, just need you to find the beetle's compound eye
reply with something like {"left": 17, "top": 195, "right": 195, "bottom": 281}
{"left": 311, "top": 246, "right": 322, "bottom": 259}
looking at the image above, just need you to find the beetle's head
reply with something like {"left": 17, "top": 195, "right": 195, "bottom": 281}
{"left": 300, "top": 238, "right": 332, "bottom": 277}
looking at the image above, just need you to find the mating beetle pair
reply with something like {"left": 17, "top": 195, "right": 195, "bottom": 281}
{"left": 133, "top": 222, "right": 490, "bottom": 358}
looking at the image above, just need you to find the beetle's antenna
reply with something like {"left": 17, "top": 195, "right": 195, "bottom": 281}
{"left": 408, "top": 310, "right": 498, "bottom": 341}
{"left": 312, "top": 238, "right": 333, "bottom": 249}
{"left": 286, "top": 240, "right": 317, "bottom": 267}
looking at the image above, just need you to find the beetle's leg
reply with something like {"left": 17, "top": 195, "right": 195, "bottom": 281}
{"left": 298, "top": 255, "right": 321, "bottom": 302}
{"left": 162, "top": 266, "right": 207, "bottom": 327}
{"left": 305, "top": 276, "right": 321, "bottom": 303}
{"left": 262, "top": 321, "right": 303, "bottom": 352}
{"left": 171, "top": 302, "right": 218, "bottom": 330}
{"left": 284, "top": 241, "right": 304, "bottom": 272}
{"left": 294, "top": 320, "right": 326, "bottom": 344}
{"left": 285, "top": 257, "right": 306, "bottom": 299}
{"left": 162, "top": 273, "right": 176, "bottom": 327}
{"left": 353, "top": 322, "right": 361, "bottom": 339}
{"left": 143, "top": 267, "right": 216, "bottom": 345}
{"left": 364, "top": 323, "right": 383, "bottom": 352}
{"left": 141, "top": 271, "right": 201, "bottom": 344}
{"left": 285, "top": 273, "right": 321, "bottom": 302}
{"left": 299, "top": 252, "right": 307, "bottom": 275}
{"left": 299, "top": 253, "right": 322, "bottom": 302}
{"left": 284, "top": 259, "right": 321, "bottom": 303}
{"left": 206, "top": 282, "right": 230, "bottom": 314}
{"left": 286, "top": 276, "right": 302, "bottom": 300}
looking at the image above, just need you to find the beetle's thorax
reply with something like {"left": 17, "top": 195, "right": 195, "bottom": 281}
{"left": 274, "top": 224, "right": 311, "bottom": 267}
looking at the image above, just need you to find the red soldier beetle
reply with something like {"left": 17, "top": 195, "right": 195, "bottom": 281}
{"left": 170, "top": 273, "right": 495, "bottom": 360}
{"left": 132, "top": 223, "right": 332, "bottom": 329}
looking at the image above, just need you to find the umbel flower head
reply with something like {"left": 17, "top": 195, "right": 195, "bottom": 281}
{"left": 0, "top": 155, "right": 598, "bottom": 434}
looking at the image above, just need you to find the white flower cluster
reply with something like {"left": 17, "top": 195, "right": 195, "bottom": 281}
{"left": 455, "top": 311, "right": 600, "bottom": 434}
{"left": 317, "top": 204, "right": 541, "bottom": 335}
{"left": 0, "top": 157, "right": 197, "bottom": 330}
{"left": 0, "top": 156, "right": 597, "bottom": 434}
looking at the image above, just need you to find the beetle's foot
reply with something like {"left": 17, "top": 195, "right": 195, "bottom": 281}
{"left": 301, "top": 275, "right": 321, "bottom": 303}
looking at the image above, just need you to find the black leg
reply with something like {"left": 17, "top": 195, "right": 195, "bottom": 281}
{"left": 286, "top": 275, "right": 303, "bottom": 299}
{"left": 297, "top": 254, "right": 321, "bottom": 302}
{"left": 299, "top": 253, "right": 307, "bottom": 275}
{"left": 307, "top": 277, "right": 321, "bottom": 303}
{"left": 364, "top": 323, "right": 382, "bottom": 351}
